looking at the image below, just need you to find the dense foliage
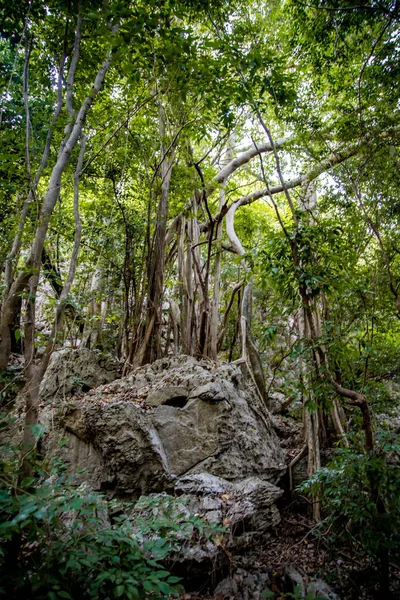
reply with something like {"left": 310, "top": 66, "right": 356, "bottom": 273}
{"left": 300, "top": 431, "right": 400, "bottom": 573}
{"left": 0, "top": 434, "right": 224, "bottom": 599}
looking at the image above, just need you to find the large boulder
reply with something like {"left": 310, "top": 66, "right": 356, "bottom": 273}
{"left": 175, "top": 473, "right": 282, "bottom": 545}
{"left": 44, "top": 355, "right": 285, "bottom": 497}
{"left": 3, "top": 348, "right": 120, "bottom": 452}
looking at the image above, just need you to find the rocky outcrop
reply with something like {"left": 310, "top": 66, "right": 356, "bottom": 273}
{"left": 39, "top": 348, "right": 118, "bottom": 400}
{"left": 128, "top": 473, "right": 282, "bottom": 591}
{"left": 37, "top": 354, "right": 286, "bottom": 592}
{"left": 175, "top": 473, "right": 282, "bottom": 544}
{"left": 43, "top": 355, "right": 285, "bottom": 498}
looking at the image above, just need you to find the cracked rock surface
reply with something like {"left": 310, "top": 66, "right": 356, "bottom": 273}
{"left": 43, "top": 355, "right": 285, "bottom": 498}
{"left": 39, "top": 348, "right": 119, "bottom": 399}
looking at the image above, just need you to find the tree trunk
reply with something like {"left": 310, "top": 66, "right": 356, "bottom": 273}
{"left": 20, "top": 136, "right": 85, "bottom": 476}
{"left": 137, "top": 143, "right": 175, "bottom": 365}
{"left": 0, "top": 50, "right": 111, "bottom": 370}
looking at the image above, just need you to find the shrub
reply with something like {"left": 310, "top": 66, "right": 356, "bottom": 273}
{"left": 0, "top": 435, "right": 224, "bottom": 599}
{"left": 299, "top": 430, "right": 400, "bottom": 589}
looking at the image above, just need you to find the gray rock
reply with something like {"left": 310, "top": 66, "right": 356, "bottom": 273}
{"left": 129, "top": 477, "right": 277, "bottom": 593}
{"left": 175, "top": 472, "right": 233, "bottom": 495}
{"left": 128, "top": 491, "right": 228, "bottom": 585}
{"left": 44, "top": 355, "right": 285, "bottom": 498}
{"left": 188, "top": 381, "right": 225, "bottom": 402}
{"left": 227, "top": 477, "right": 283, "bottom": 535}
{"left": 175, "top": 473, "right": 282, "bottom": 546}
{"left": 6, "top": 354, "right": 286, "bottom": 599}
{"left": 284, "top": 565, "right": 306, "bottom": 597}
{"left": 214, "top": 576, "right": 239, "bottom": 598}
{"left": 214, "top": 569, "right": 271, "bottom": 600}
{"left": 57, "top": 402, "right": 169, "bottom": 494}
{"left": 271, "top": 414, "right": 303, "bottom": 447}
{"left": 39, "top": 348, "right": 118, "bottom": 400}
{"left": 153, "top": 398, "right": 224, "bottom": 475}
{"left": 307, "top": 579, "right": 341, "bottom": 600}
{"left": 146, "top": 386, "right": 188, "bottom": 407}
{"left": 292, "top": 456, "right": 309, "bottom": 490}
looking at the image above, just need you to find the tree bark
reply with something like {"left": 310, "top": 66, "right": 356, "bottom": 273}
{"left": 20, "top": 135, "right": 86, "bottom": 477}
{"left": 136, "top": 133, "right": 175, "bottom": 365}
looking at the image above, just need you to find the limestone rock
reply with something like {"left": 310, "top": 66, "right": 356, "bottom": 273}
{"left": 44, "top": 355, "right": 285, "bottom": 498}
{"left": 214, "top": 569, "right": 270, "bottom": 600}
{"left": 146, "top": 386, "right": 188, "bottom": 407}
{"left": 284, "top": 565, "right": 306, "bottom": 597}
{"left": 175, "top": 472, "right": 233, "bottom": 496}
{"left": 175, "top": 473, "right": 283, "bottom": 545}
{"left": 128, "top": 491, "right": 228, "bottom": 589}
{"left": 307, "top": 579, "right": 341, "bottom": 600}
{"left": 188, "top": 381, "right": 225, "bottom": 402}
{"left": 39, "top": 348, "right": 118, "bottom": 400}
{"left": 128, "top": 472, "right": 281, "bottom": 593}
{"left": 271, "top": 414, "right": 303, "bottom": 448}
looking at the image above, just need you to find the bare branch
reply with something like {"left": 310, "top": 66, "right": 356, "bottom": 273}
{"left": 226, "top": 198, "right": 246, "bottom": 256}
{"left": 208, "top": 137, "right": 289, "bottom": 193}
{"left": 40, "top": 135, "right": 87, "bottom": 377}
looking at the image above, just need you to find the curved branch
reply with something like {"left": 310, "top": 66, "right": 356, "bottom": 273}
{"left": 203, "top": 125, "right": 400, "bottom": 235}
{"left": 208, "top": 136, "right": 289, "bottom": 194}
{"left": 331, "top": 380, "right": 374, "bottom": 452}
{"left": 225, "top": 198, "right": 246, "bottom": 256}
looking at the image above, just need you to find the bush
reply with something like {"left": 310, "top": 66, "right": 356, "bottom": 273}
{"left": 299, "top": 430, "right": 400, "bottom": 569}
{"left": 0, "top": 437, "right": 223, "bottom": 599}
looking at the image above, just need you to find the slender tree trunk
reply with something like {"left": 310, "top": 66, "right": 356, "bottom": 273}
{"left": 20, "top": 136, "right": 86, "bottom": 477}
{"left": 137, "top": 137, "right": 175, "bottom": 365}
{"left": 209, "top": 187, "right": 225, "bottom": 360}
{"left": 82, "top": 267, "right": 103, "bottom": 349}
{"left": 217, "top": 280, "right": 243, "bottom": 351}
{"left": 0, "top": 48, "right": 111, "bottom": 370}
{"left": 225, "top": 196, "right": 268, "bottom": 402}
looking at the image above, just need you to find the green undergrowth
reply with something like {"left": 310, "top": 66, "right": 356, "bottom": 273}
{"left": 299, "top": 430, "right": 400, "bottom": 596}
{"left": 0, "top": 423, "right": 225, "bottom": 600}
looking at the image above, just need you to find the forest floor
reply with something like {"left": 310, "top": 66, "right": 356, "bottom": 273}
{"left": 177, "top": 473, "right": 400, "bottom": 600}
{"left": 259, "top": 504, "right": 400, "bottom": 600}
{"left": 178, "top": 505, "right": 400, "bottom": 599}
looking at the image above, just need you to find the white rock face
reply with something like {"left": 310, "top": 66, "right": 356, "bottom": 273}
{"left": 175, "top": 472, "right": 283, "bottom": 538}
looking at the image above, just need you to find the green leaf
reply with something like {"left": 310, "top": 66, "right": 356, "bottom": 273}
{"left": 21, "top": 477, "right": 36, "bottom": 488}
{"left": 29, "top": 423, "right": 45, "bottom": 440}
{"left": 166, "top": 576, "right": 182, "bottom": 584}
{"left": 142, "top": 580, "right": 155, "bottom": 592}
